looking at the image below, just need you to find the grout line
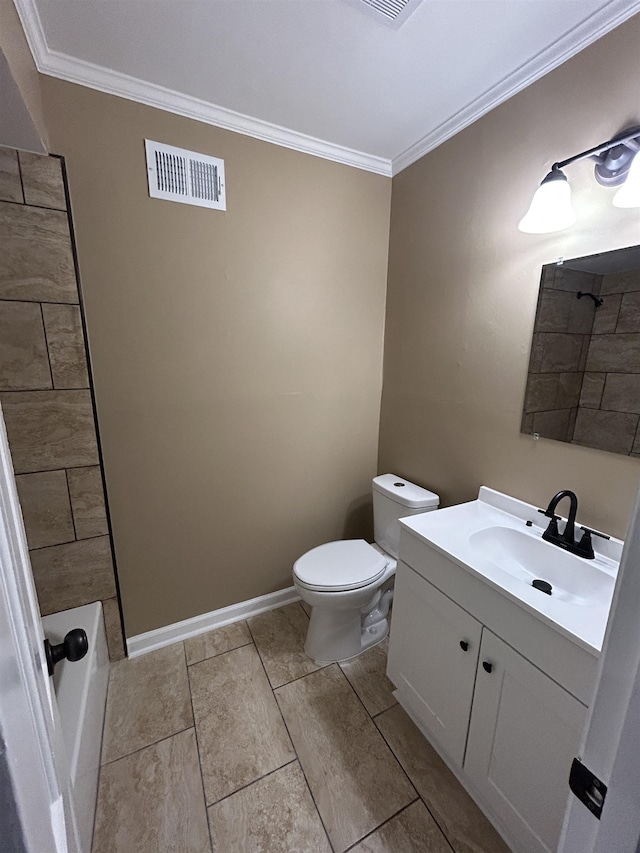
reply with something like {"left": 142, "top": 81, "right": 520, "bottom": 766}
{"left": 183, "top": 642, "right": 214, "bottom": 853}
{"left": 372, "top": 713, "right": 456, "bottom": 851}
{"left": 0, "top": 195, "right": 67, "bottom": 213}
{"left": 28, "top": 531, "right": 108, "bottom": 553}
{"left": 64, "top": 468, "right": 78, "bottom": 541}
{"left": 39, "top": 301, "right": 55, "bottom": 390}
{"left": 268, "top": 660, "right": 331, "bottom": 690}
{"left": 100, "top": 724, "right": 195, "bottom": 768}
{"left": 185, "top": 638, "right": 254, "bottom": 668}
{"left": 0, "top": 298, "right": 81, "bottom": 307}
{"left": 205, "top": 758, "right": 298, "bottom": 809}
{"left": 341, "top": 797, "right": 420, "bottom": 852}
{"left": 247, "top": 618, "right": 335, "bottom": 853}
{"left": 15, "top": 152, "right": 26, "bottom": 205}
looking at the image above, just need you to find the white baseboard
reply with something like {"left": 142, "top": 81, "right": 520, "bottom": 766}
{"left": 126, "top": 586, "right": 300, "bottom": 658}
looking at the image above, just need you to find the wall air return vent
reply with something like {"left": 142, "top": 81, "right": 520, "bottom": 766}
{"left": 145, "top": 140, "right": 226, "bottom": 210}
{"left": 345, "top": 0, "right": 423, "bottom": 28}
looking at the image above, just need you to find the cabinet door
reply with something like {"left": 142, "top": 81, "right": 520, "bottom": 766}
{"left": 388, "top": 562, "right": 483, "bottom": 766}
{"left": 465, "top": 630, "right": 587, "bottom": 853}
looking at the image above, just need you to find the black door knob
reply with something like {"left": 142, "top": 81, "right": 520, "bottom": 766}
{"left": 482, "top": 661, "right": 493, "bottom": 673}
{"left": 44, "top": 628, "right": 89, "bottom": 677}
{"left": 459, "top": 640, "right": 469, "bottom": 651}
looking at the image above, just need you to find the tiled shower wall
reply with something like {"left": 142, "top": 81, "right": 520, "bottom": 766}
{"left": 0, "top": 146, "right": 124, "bottom": 659}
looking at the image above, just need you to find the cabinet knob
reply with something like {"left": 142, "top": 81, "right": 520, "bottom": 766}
{"left": 482, "top": 661, "right": 493, "bottom": 673}
{"left": 459, "top": 640, "right": 469, "bottom": 651}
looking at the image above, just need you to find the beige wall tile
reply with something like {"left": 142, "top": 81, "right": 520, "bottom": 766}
{"left": 349, "top": 800, "right": 450, "bottom": 853}
{"left": 93, "top": 729, "right": 209, "bottom": 853}
{"left": 0, "top": 301, "right": 51, "bottom": 390}
{"left": 338, "top": 638, "right": 396, "bottom": 718}
{"left": 248, "top": 602, "right": 323, "bottom": 688}
{"left": 600, "top": 269, "right": 640, "bottom": 295}
{"left": 592, "top": 293, "right": 622, "bottom": 334}
{"left": 586, "top": 334, "right": 640, "bottom": 373}
{"left": 189, "top": 643, "right": 294, "bottom": 804}
{"left": 30, "top": 534, "right": 116, "bottom": 615}
{"left": 567, "top": 293, "right": 597, "bottom": 334}
{"left": 42, "top": 303, "right": 89, "bottom": 388}
{"left": 376, "top": 705, "right": 511, "bottom": 853}
{"left": 1, "top": 389, "right": 98, "bottom": 473}
{"left": 579, "top": 373, "right": 606, "bottom": 409}
{"left": 524, "top": 373, "right": 581, "bottom": 414}
{"left": 572, "top": 408, "right": 639, "bottom": 455}
{"left": 535, "top": 289, "right": 572, "bottom": 333}
{"left": 601, "top": 374, "right": 640, "bottom": 414}
{"left": 540, "top": 334, "right": 584, "bottom": 373}
{"left": 616, "top": 291, "right": 640, "bottom": 334}
{"left": 18, "top": 151, "right": 66, "bottom": 210}
{"left": 275, "top": 665, "right": 416, "bottom": 852}
{"left": 103, "top": 596, "right": 126, "bottom": 661}
{"left": 184, "top": 620, "right": 252, "bottom": 665}
{"left": 15, "top": 469, "right": 74, "bottom": 549}
{"left": 66, "top": 465, "right": 108, "bottom": 539}
{"left": 531, "top": 409, "right": 573, "bottom": 442}
{"left": 208, "top": 762, "right": 331, "bottom": 853}
{"left": 0, "top": 202, "right": 77, "bottom": 303}
{"left": 101, "top": 643, "right": 192, "bottom": 764}
{"left": 0, "top": 147, "right": 23, "bottom": 203}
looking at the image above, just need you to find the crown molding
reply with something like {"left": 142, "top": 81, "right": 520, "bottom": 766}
{"left": 391, "top": 0, "right": 640, "bottom": 175}
{"left": 13, "top": 0, "right": 640, "bottom": 179}
{"left": 13, "top": 0, "right": 391, "bottom": 176}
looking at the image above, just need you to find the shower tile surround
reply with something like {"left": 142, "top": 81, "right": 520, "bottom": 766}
{"left": 522, "top": 263, "right": 640, "bottom": 455}
{"left": 0, "top": 146, "right": 123, "bottom": 659}
{"left": 93, "top": 602, "right": 511, "bottom": 852}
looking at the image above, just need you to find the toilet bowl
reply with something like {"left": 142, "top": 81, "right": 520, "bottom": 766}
{"left": 293, "top": 475, "right": 439, "bottom": 663}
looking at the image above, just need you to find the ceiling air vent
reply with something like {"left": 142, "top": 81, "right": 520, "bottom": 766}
{"left": 145, "top": 140, "right": 226, "bottom": 210}
{"left": 346, "top": 0, "right": 423, "bottom": 28}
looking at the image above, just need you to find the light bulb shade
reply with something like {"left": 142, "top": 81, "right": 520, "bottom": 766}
{"left": 613, "top": 153, "right": 640, "bottom": 208}
{"left": 518, "top": 169, "right": 576, "bottom": 234}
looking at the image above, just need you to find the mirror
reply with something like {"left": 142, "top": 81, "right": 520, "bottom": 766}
{"left": 522, "top": 245, "right": 640, "bottom": 456}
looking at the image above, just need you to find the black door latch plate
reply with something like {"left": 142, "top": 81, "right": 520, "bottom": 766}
{"left": 569, "top": 757, "right": 607, "bottom": 820}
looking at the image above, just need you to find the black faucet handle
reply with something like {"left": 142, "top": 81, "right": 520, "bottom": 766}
{"left": 538, "top": 508, "right": 560, "bottom": 520}
{"left": 579, "top": 526, "right": 610, "bottom": 541}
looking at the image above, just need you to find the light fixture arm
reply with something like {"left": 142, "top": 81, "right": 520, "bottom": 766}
{"left": 552, "top": 125, "right": 640, "bottom": 185}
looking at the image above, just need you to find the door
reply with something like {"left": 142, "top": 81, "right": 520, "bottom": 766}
{"left": 0, "top": 406, "right": 80, "bottom": 853}
{"left": 559, "top": 484, "right": 640, "bottom": 853}
{"left": 465, "top": 629, "right": 587, "bottom": 853}
{"left": 387, "top": 561, "right": 482, "bottom": 766}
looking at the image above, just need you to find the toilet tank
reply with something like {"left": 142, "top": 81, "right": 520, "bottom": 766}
{"left": 372, "top": 474, "right": 439, "bottom": 558}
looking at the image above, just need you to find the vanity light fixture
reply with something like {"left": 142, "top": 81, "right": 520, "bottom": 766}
{"left": 518, "top": 125, "right": 640, "bottom": 234}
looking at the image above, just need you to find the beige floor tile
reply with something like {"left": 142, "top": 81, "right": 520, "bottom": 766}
{"left": 248, "top": 602, "right": 323, "bottom": 688}
{"left": 185, "top": 620, "right": 252, "bottom": 665}
{"left": 349, "top": 800, "right": 451, "bottom": 853}
{"left": 92, "top": 728, "right": 210, "bottom": 853}
{"left": 208, "top": 761, "right": 331, "bottom": 853}
{"left": 102, "top": 643, "right": 193, "bottom": 764}
{"left": 339, "top": 638, "right": 397, "bottom": 717}
{"left": 275, "top": 665, "right": 416, "bottom": 853}
{"left": 189, "top": 643, "right": 295, "bottom": 804}
{"left": 376, "top": 705, "right": 511, "bottom": 853}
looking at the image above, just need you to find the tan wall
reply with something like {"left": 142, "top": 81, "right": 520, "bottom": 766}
{"left": 0, "top": 0, "right": 48, "bottom": 152}
{"left": 380, "top": 16, "right": 640, "bottom": 541}
{"left": 41, "top": 78, "right": 391, "bottom": 636}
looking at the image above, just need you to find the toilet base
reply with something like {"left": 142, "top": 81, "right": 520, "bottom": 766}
{"left": 304, "top": 608, "right": 389, "bottom": 664}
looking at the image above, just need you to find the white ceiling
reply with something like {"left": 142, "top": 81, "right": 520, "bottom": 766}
{"left": 15, "top": 0, "right": 640, "bottom": 175}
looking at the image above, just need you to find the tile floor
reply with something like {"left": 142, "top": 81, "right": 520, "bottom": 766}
{"left": 92, "top": 602, "right": 512, "bottom": 853}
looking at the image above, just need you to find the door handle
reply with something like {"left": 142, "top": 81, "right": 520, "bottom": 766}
{"left": 44, "top": 628, "right": 88, "bottom": 677}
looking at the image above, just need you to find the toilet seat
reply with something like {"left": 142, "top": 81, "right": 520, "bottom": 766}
{"left": 293, "top": 539, "right": 388, "bottom": 592}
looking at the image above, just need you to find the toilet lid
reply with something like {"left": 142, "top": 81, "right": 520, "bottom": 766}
{"left": 294, "top": 540, "right": 387, "bottom": 591}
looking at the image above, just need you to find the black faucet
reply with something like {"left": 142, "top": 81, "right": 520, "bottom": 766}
{"left": 538, "top": 490, "right": 610, "bottom": 559}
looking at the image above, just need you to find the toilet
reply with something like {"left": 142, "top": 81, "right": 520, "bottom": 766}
{"left": 293, "top": 474, "right": 439, "bottom": 663}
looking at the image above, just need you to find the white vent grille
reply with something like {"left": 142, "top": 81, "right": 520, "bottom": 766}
{"left": 346, "top": 0, "right": 423, "bottom": 27}
{"left": 145, "top": 140, "right": 226, "bottom": 210}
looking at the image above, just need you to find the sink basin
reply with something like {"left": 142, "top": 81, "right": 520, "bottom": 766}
{"left": 468, "top": 525, "right": 615, "bottom": 606}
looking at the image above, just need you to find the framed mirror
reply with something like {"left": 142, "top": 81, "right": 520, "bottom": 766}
{"left": 521, "top": 245, "right": 640, "bottom": 456}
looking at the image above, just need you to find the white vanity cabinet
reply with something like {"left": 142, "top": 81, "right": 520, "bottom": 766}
{"left": 388, "top": 558, "right": 591, "bottom": 853}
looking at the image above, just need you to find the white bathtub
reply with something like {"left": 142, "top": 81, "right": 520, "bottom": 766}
{"left": 42, "top": 601, "right": 110, "bottom": 853}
